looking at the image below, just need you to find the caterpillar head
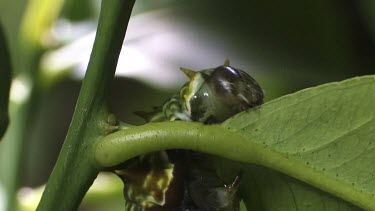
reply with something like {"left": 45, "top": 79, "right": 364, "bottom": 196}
{"left": 179, "top": 60, "right": 264, "bottom": 123}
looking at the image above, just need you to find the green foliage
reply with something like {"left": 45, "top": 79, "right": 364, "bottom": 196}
{"left": 241, "top": 165, "right": 361, "bottom": 211}
{"left": 224, "top": 76, "right": 375, "bottom": 210}
{"left": 95, "top": 75, "right": 375, "bottom": 210}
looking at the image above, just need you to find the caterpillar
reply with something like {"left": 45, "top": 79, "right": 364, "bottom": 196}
{"left": 115, "top": 59, "right": 264, "bottom": 211}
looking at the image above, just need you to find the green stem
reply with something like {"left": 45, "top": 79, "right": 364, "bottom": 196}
{"left": 36, "top": 0, "right": 135, "bottom": 210}
{"left": 94, "top": 121, "right": 375, "bottom": 211}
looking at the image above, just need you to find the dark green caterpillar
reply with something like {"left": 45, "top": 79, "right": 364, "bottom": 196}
{"left": 115, "top": 60, "right": 264, "bottom": 211}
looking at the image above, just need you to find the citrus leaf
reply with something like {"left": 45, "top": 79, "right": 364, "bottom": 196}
{"left": 223, "top": 75, "right": 375, "bottom": 210}
{"left": 240, "top": 164, "right": 362, "bottom": 211}
{"left": 95, "top": 76, "right": 375, "bottom": 210}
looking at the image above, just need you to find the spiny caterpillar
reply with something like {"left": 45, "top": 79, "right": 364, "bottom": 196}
{"left": 115, "top": 59, "right": 264, "bottom": 211}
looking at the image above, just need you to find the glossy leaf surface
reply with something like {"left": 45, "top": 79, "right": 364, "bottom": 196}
{"left": 223, "top": 76, "right": 375, "bottom": 210}
{"left": 96, "top": 75, "right": 375, "bottom": 210}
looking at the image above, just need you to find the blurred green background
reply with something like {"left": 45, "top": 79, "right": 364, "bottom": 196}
{"left": 0, "top": 0, "right": 374, "bottom": 210}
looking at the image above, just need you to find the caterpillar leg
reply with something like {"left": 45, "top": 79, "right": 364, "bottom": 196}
{"left": 184, "top": 167, "right": 241, "bottom": 211}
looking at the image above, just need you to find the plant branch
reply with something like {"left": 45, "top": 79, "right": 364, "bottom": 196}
{"left": 36, "top": 0, "right": 135, "bottom": 210}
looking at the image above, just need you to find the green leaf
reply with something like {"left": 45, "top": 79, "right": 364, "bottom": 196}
{"left": 240, "top": 165, "right": 361, "bottom": 211}
{"left": 95, "top": 75, "right": 375, "bottom": 210}
{"left": 0, "top": 23, "right": 11, "bottom": 139}
{"left": 223, "top": 75, "right": 375, "bottom": 210}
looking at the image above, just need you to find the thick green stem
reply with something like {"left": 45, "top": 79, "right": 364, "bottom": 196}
{"left": 94, "top": 121, "right": 375, "bottom": 211}
{"left": 36, "top": 0, "right": 135, "bottom": 210}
